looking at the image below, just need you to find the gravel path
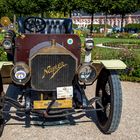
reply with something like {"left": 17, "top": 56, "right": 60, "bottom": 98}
{"left": 1, "top": 82, "right": 140, "bottom": 140}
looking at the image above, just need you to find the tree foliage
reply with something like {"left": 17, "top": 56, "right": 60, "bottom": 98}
{"left": 111, "top": 0, "right": 139, "bottom": 30}
{"left": 3, "top": 0, "right": 37, "bottom": 15}
{"left": 51, "top": 0, "right": 82, "bottom": 17}
{"left": 97, "top": 0, "right": 114, "bottom": 35}
{"left": 0, "top": 0, "right": 7, "bottom": 17}
{"left": 112, "top": 0, "right": 138, "bottom": 16}
{"left": 0, "top": 0, "right": 139, "bottom": 29}
{"left": 35, "top": 0, "right": 52, "bottom": 17}
{"left": 82, "top": 0, "right": 99, "bottom": 33}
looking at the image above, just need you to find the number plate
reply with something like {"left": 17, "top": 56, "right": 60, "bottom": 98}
{"left": 34, "top": 99, "right": 72, "bottom": 109}
{"left": 57, "top": 86, "right": 73, "bottom": 99}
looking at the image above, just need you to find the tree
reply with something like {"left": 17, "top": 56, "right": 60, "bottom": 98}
{"left": 98, "top": 0, "right": 114, "bottom": 35}
{"left": 3, "top": 0, "right": 37, "bottom": 16}
{"left": 69, "top": 0, "right": 83, "bottom": 18}
{"left": 111, "top": 0, "right": 139, "bottom": 31}
{"left": 0, "top": 0, "right": 7, "bottom": 17}
{"left": 51, "top": 0, "right": 69, "bottom": 17}
{"left": 52, "top": 0, "right": 83, "bottom": 17}
{"left": 82, "top": 0, "right": 99, "bottom": 33}
{"left": 35, "top": 0, "right": 52, "bottom": 17}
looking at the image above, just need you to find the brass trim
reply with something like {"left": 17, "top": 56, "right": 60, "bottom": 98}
{"left": 10, "top": 62, "right": 31, "bottom": 85}
{"left": 29, "top": 43, "right": 78, "bottom": 91}
{"left": 77, "top": 63, "right": 98, "bottom": 84}
{"left": 29, "top": 43, "right": 78, "bottom": 70}
{"left": 33, "top": 99, "right": 72, "bottom": 109}
{"left": 42, "top": 61, "right": 68, "bottom": 80}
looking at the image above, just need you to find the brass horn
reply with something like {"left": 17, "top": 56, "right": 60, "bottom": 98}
{"left": 0, "top": 17, "right": 11, "bottom": 27}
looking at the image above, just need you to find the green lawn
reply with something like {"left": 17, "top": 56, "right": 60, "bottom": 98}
{"left": 91, "top": 37, "right": 140, "bottom": 59}
{"left": 80, "top": 36, "right": 140, "bottom": 45}
{"left": 80, "top": 37, "right": 140, "bottom": 82}
{"left": 94, "top": 38, "right": 140, "bottom": 45}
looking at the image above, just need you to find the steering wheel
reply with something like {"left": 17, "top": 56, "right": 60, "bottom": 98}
{"left": 24, "top": 17, "right": 46, "bottom": 32}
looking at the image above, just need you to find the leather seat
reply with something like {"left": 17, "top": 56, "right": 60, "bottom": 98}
{"left": 18, "top": 17, "right": 73, "bottom": 34}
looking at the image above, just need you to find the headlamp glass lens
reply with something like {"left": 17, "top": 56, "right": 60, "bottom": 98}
{"left": 78, "top": 64, "right": 96, "bottom": 83}
{"left": 3, "top": 40, "right": 12, "bottom": 49}
{"left": 86, "top": 42, "right": 94, "bottom": 49}
{"left": 11, "top": 62, "right": 30, "bottom": 85}
{"left": 15, "top": 70, "right": 27, "bottom": 80}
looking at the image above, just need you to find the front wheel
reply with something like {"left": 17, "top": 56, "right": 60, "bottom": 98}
{"left": 0, "top": 75, "right": 4, "bottom": 137}
{"left": 96, "top": 69, "right": 122, "bottom": 134}
{"left": 0, "top": 119, "right": 4, "bottom": 137}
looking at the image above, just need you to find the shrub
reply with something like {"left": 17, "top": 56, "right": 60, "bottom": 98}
{"left": 0, "top": 33, "right": 4, "bottom": 45}
{"left": 87, "top": 24, "right": 111, "bottom": 33}
{"left": 103, "top": 41, "right": 140, "bottom": 49}
{"left": 92, "top": 33, "right": 105, "bottom": 38}
{"left": 91, "top": 46, "right": 140, "bottom": 82}
{"left": 129, "top": 33, "right": 140, "bottom": 39}
{"left": 106, "top": 32, "right": 131, "bottom": 39}
{"left": 87, "top": 24, "right": 111, "bottom": 29}
{"left": 0, "top": 48, "right": 7, "bottom": 61}
{"left": 72, "top": 24, "right": 78, "bottom": 29}
{"left": 119, "top": 50, "right": 140, "bottom": 82}
{"left": 106, "top": 32, "right": 140, "bottom": 39}
{"left": 125, "top": 24, "right": 140, "bottom": 32}
{"left": 125, "top": 24, "right": 140, "bottom": 29}
{"left": 119, "top": 49, "right": 140, "bottom": 82}
{"left": 74, "top": 29, "right": 89, "bottom": 37}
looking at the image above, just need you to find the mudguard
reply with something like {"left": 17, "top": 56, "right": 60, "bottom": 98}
{"left": 0, "top": 61, "right": 13, "bottom": 84}
{"left": 0, "top": 61, "right": 13, "bottom": 70}
{"left": 92, "top": 60, "right": 127, "bottom": 70}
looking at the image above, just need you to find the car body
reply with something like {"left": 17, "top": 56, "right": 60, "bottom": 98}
{"left": 0, "top": 16, "right": 126, "bottom": 136}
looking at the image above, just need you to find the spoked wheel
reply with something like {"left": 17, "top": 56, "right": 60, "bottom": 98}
{"left": 0, "top": 95, "right": 4, "bottom": 137}
{"left": 0, "top": 76, "right": 5, "bottom": 137}
{"left": 95, "top": 69, "right": 122, "bottom": 134}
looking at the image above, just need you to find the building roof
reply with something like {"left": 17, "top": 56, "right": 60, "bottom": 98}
{"left": 132, "top": 11, "right": 140, "bottom": 15}
{"left": 72, "top": 11, "right": 140, "bottom": 17}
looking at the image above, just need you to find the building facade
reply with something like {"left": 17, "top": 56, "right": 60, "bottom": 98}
{"left": 72, "top": 11, "right": 140, "bottom": 28}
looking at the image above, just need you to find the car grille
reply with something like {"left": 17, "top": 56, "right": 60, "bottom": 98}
{"left": 30, "top": 54, "right": 76, "bottom": 91}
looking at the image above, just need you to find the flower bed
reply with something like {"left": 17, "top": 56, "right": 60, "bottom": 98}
{"left": 103, "top": 42, "right": 140, "bottom": 49}
{"left": 106, "top": 32, "right": 140, "bottom": 39}
{"left": 92, "top": 33, "right": 105, "bottom": 38}
{"left": 92, "top": 47, "right": 140, "bottom": 82}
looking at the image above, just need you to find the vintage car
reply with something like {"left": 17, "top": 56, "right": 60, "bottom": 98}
{"left": 0, "top": 16, "right": 126, "bottom": 136}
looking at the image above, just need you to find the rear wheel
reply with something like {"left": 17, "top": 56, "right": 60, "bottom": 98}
{"left": 96, "top": 69, "right": 122, "bottom": 134}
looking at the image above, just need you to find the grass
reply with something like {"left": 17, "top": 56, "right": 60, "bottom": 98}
{"left": 94, "top": 38, "right": 140, "bottom": 45}
{"left": 92, "top": 47, "right": 120, "bottom": 60}
{"left": 80, "top": 36, "right": 140, "bottom": 82}
{"left": 80, "top": 36, "right": 140, "bottom": 45}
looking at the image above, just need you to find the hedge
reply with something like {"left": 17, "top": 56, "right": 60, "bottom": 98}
{"left": 0, "top": 48, "right": 7, "bottom": 61}
{"left": 125, "top": 24, "right": 140, "bottom": 30}
{"left": 92, "top": 46, "right": 140, "bottom": 82}
{"left": 125, "top": 24, "right": 140, "bottom": 32}
{"left": 72, "top": 24, "right": 78, "bottom": 29}
{"left": 87, "top": 24, "right": 111, "bottom": 29}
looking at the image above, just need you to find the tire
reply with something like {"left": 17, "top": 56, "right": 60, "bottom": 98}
{"left": 0, "top": 119, "right": 4, "bottom": 137}
{"left": 95, "top": 69, "right": 122, "bottom": 134}
{"left": 0, "top": 93, "right": 4, "bottom": 137}
{"left": 0, "top": 75, "right": 4, "bottom": 137}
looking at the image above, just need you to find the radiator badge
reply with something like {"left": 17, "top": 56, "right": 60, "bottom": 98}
{"left": 42, "top": 61, "right": 68, "bottom": 79}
